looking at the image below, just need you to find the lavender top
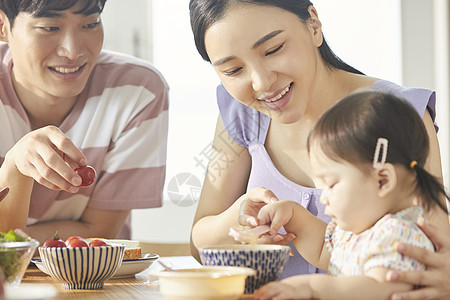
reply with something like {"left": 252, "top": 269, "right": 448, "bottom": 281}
{"left": 217, "top": 80, "right": 437, "bottom": 278}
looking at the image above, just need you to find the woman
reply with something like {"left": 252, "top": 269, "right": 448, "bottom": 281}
{"left": 188, "top": 0, "right": 450, "bottom": 296}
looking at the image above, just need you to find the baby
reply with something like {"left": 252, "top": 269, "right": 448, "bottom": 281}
{"left": 242, "top": 91, "right": 448, "bottom": 299}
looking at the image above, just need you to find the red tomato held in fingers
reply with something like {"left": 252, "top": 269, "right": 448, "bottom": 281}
{"left": 43, "top": 232, "right": 67, "bottom": 248}
{"left": 65, "top": 236, "right": 89, "bottom": 248}
{"left": 74, "top": 165, "right": 97, "bottom": 187}
{"left": 89, "top": 239, "right": 111, "bottom": 247}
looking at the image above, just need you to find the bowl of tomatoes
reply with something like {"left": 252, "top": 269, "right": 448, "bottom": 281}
{"left": 38, "top": 234, "right": 124, "bottom": 289}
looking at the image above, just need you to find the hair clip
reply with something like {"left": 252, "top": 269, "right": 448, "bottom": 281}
{"left": 373, "top": 138, "right": 388, "bottom": 169}
{"left": 410, "top": 160, "right": 418, "bottom": 169}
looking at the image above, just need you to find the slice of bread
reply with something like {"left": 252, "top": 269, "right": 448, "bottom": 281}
{"left": 123, "top": 247, "right": 142, "bottom": 260}
{"left": 106, "top": 239, "right": 142, "bottom": 260}
{"left": 86, "top": 238, "right": 142, "bottom": 260}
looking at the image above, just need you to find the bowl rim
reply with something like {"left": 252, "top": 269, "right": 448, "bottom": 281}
{"left": 150, "top": 266, "right": 256, "bottom": 278}
{"left": 0, "top": 239, "right": 39, "bottom": 249}
{"left": 38, "top": 242, "right": 125, "bottom": 250}
{"left": 199, "top": 244, "right": 291, "bottom": 251}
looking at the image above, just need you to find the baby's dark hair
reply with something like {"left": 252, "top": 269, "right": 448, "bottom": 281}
{"left": 307, "top": 90, "right": 448, "bottom": 213}
{"left": 0, "top": 0, "right": 107, "bottom": 28}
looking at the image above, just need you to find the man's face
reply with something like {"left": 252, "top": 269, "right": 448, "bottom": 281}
{"left": 2, "top": 7, "right": 104, "bottom": 103}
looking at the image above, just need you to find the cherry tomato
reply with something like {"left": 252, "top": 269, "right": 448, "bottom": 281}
{"left": 43, "top": 232, "right": 66, "bottom": 248}
{"left": 89, "top": 239, "right": 111, "bottom": 247}
{"left": 65, "top": 236, "right": 83, "bottom": 244}
{"left": 65, "top": 236, "right": 89, "bottom": 248}
{"left": 74, "top": 165, "right": 97, "bottom": 187}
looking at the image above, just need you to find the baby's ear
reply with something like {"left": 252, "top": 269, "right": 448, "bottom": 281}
{"left": 376, "top": 163, "right": 397, "bottom": 198}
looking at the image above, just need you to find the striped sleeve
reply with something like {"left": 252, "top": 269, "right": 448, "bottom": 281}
{"left": 66, "top": 51, "right": 169, "bottom": 210}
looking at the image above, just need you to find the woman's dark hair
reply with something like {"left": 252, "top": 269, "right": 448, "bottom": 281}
{"left": 189, "top": 0, "right": 363, "bottom": 75}
{"left": 0, "top": 0, "right": 107, "bottom": 28}
{"left": 307, "top": 90, "right": 448, "bottom": 213}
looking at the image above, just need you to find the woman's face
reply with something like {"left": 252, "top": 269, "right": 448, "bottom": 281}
{"left": 204, "top": 4, "right": 324, "bottom": 124}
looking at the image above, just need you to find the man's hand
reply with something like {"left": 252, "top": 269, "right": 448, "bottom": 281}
{"left": 4, "top": 126, "right": 87, "bottom": 192}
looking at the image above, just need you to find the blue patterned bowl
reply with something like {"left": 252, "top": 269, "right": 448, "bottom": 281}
{"left": 199, "top": 244, "right": 290, "bottom": 294}
{"left": 38, "top": 244, "right": 125, "bottom": 289}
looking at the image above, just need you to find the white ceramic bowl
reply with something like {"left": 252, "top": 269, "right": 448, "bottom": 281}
{"left": 38, "top": 244, "right": 125, "bottom": 289}
{"left": 0, "top": 239, "right": 39, "bottom": 286}
{"left": 199, "top": 244, "right": 290, "bottom": 294}
{"left": 151, "top": 266, "right": 255, "bottom": 300}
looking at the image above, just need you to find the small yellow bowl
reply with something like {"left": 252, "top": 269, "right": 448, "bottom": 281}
{"left": 150, "top": 266, "right": 255, "bottom": 300}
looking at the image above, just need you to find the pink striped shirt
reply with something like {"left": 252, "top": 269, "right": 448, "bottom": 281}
{"left": 0, "top": 44, "right": 169, "bottom": 238}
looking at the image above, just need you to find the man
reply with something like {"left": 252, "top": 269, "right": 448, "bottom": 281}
{"left": 0, "top": 0, "right": 169, "bottom": 243}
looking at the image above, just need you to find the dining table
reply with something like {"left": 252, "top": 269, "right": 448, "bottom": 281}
{"left": 5, "top": 245, "right": 254, "bottom": 300}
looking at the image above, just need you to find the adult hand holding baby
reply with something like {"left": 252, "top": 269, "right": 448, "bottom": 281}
{"left": 387, "top": 217, "right": 450, "bottom": 300}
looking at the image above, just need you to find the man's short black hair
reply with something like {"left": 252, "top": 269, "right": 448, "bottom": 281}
{"left": 0, "top": 0, "right": 107, "bottom": 27}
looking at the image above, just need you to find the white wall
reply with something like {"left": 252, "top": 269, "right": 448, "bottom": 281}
{"left": 314, "top": 0, "right": 402, "bottom": 83}
{"left": 103, "top": 0, "right": 219, "bottom": 243}
{"left": 102, "top": 0, "right": 153, "bottom": 61}
{"left": 401, "top": 0, "right": 450, "bottom": 212}
{"left": 102, "top": 0, "right": 448, "bottom": 243}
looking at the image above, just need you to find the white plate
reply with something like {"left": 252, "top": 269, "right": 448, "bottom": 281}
{"left": 31, "top": 253, "right": 159, "bottom": 279}
{"left": 112, "top": 253, "right": 159, "bottom": 278}
{"left": 4, "top": 284, "right": 57, "bottom": 300}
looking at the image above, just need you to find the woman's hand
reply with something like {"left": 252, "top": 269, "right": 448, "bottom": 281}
{"left": 237, "top": 187, "right": 278, "bottom": 226}
{"left": 386, "top": 217, "right": 450, "bottom": 300}
{"left": 4, "top": 126, "right": 87, "bottom": 192}
{"left": 237, "top": 187, "right": 296, "bottom": 245}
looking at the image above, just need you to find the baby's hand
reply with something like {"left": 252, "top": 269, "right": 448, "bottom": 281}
{"left": 229, "top": 225, "right": 271, "bottom": 244}
{"left": 257, "top": 200, "right": 296, "bottom": 234}
{"left": 254, "top": 277, "right": 313, "bottom": 299}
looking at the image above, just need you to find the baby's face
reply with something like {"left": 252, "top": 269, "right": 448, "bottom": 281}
{"left": 310, "top": 144, "right": 385, "bottom": 234}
